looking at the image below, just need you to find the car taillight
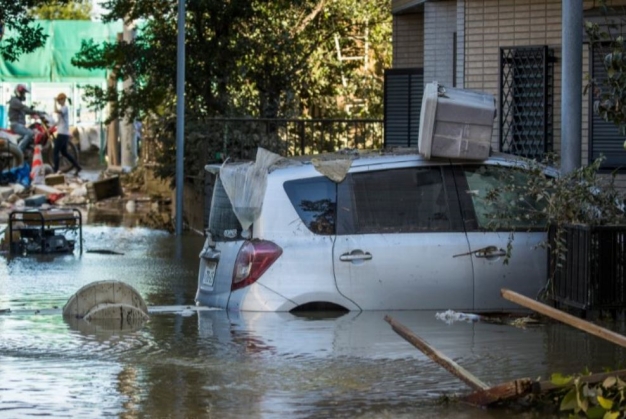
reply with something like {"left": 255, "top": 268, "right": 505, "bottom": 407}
{"left": 231, "top": 240, "right": 283, "bottom": 291}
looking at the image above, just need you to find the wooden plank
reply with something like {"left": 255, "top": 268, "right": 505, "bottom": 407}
{"left": 461, "top": 378, "right": 533, "bottom": 406}
{"left": 384, "top": 315, "right": 489, "bottom": 391}
{"left": 501, "top": 289, "right": 626, "bottom": 348}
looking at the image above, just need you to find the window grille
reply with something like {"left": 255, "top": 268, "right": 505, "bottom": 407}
{"left": 499, "top": 46, "right": 554, "bottom": 160}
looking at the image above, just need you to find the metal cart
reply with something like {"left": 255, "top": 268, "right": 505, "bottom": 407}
{"left": 8, "top": 208, "right": 82, "bottom": 255}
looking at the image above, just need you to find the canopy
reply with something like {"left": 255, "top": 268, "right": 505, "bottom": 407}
{"left": 0, "top": 20, "right": 123, "bottom": 83}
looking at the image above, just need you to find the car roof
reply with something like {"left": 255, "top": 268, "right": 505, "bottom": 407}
{"left": 206, "top": 148, "right": 556, "bottom": 176}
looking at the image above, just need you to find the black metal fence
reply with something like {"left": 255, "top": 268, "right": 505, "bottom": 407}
{"left": 142, "top": 118, "right": 385, "bottom": 166}
{"left": 550, "top": 224, "right": 626, "bottom": 312}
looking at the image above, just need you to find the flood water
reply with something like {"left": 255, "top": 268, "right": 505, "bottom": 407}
{"left": 2, "top": 225, "right": 626, "bottom": 418}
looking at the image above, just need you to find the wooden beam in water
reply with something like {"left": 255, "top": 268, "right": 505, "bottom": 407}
{"left": 384, "top": 315, "right": 489, "bottom": 392}
{"left": 501, "top": 289, "right": 626, "bottom": 349}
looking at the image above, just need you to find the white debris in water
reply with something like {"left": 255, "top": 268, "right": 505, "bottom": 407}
{"left": 435, "top": 309, "right": 481, "bottom": 325}
{"left": 179, "top": 309, "right": 196, "bottom": 317}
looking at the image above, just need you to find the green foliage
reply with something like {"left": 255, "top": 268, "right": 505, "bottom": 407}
{"left": 30, "top": 0, "right": 92, "bottom": 20}
{"left": 481, "top": 155, "right": 626, "bottom": 297}
{"left": 551, "top": 373, "right": 626, "bottom": 418}
{"left": 72, "top": 0, "right": 390, "bottom": 178}
{"left": 0, "top": 0, "right": 73, "bottom": 61}
{"left": 74, "top": 0, "right": 390, "bottom": 121}
{"left": 584, "top": 0, "right": 626, "bottom": 135}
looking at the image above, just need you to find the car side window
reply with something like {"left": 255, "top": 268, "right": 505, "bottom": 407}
{"left": 284, "top": 177, "right": 337, "bottom": 235}
{"left": 461, "top": 164, "right": 546, "bottom": 230}
{"left": 342, "top": 167, "right": 454, "bottom": 234}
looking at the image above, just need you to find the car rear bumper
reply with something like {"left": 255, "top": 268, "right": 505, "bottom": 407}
{"left": 196, "top": 282, "right": 297, "bottom": 312}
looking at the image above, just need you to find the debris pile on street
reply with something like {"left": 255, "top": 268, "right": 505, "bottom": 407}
{"left": 0, "top": 164, "right": 173, "bottom": 231}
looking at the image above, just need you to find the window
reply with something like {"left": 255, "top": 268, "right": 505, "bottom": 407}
{"left": 383, "top": 68, "right": 424, "bottom": 148}
{"left": 499, "top": 46, "right": 554, "bottom": 160}
{"left": 284, "top": 177, "right": 337, "bottom": 235}
{"left": 340, "top": 167, "right": 454, "bottom": 234}
{"left": 462, "top": 165, "right": 547, "bottom": 230}
{"left": 590, "top": 43, "right": 626, "bottom": 170}
{"left": 208, "top": 177, "right": 244, "bottom": 241}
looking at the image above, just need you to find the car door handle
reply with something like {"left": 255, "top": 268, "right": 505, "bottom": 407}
{"left": 474, "top": 246, "right": 507, "bottom": 258}
{"left": 453, "top": 245, "right": 506, "bottom": 258}
{"left": 340, "top": 251, "right": 373, "bottom": 262}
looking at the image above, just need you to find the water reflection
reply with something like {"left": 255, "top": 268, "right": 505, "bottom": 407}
{"left": 2, "top": 227, "right": 626, "bottom": 418}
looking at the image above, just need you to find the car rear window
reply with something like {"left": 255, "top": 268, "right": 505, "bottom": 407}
{"left": 208, "top": 177, "right": 244, "bottom": 240}
{"left": 283, "top": 177, "right": 337, "bottom": 235}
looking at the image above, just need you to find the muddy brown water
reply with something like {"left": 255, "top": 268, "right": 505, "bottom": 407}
{"left": 1, "top": 225, "right": 626, "bottom": 418}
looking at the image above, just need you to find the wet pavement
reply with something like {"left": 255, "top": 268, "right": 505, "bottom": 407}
{"left": 2, "top": 225, "right": 626, "bottom": 418}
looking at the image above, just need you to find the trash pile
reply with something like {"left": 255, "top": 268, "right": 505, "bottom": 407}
{"left": 0, "top": 161, "right": 173, "bottom": 231}
{"left": 0, "top": 170, "right": 89, "bottom": 217}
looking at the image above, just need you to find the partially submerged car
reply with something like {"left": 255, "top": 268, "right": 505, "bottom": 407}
{"left": 195, "top": 147, "right": 555, "bottom": 312}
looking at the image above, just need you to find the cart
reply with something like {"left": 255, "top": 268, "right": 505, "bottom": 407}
{"left": 8, "top": 208, "right": 82, "bottom": 255}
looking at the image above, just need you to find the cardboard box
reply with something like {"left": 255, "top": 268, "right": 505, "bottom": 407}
{"left": 86, "top": 176, "right": 123, "bottom": 201}
{"left": 45, "top": 174, "right": 65, "bottom": 186}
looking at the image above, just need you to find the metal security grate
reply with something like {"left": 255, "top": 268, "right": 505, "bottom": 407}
{"left": 550, "top": 224, "right": 626, "bottom": 313}
{"left": 499, "top": 46, "right": 554, "bottom": 160}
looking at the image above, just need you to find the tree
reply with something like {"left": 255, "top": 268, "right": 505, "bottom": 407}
{"left": 72, "top": 0, "right": 391, "bottom": 121}
{"left": 30, "top": 0, "right": 92, "bottom": 20}
{"left": 0, "top": 0, "right": 72, "bottom": 62}
{"left": 71, "top": 0, "right": 391, "bottom": 178}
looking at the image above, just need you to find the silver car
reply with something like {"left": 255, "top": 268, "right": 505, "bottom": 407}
{"left": 196, "top": 148, "right": 553, "bottom": 312}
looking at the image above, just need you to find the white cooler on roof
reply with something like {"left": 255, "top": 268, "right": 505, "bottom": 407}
{"left": 418, "top": 81, "right": 496, "bottom": 160}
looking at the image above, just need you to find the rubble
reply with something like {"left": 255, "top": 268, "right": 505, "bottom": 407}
{"left": 0, "top": 162, "right": 174, "bottom": 231}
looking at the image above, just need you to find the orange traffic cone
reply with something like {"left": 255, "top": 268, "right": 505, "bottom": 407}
{"left": 30, "top": 144, "right": 45, "bottom": 185}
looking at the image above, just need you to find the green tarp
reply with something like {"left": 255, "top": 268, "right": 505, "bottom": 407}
{"left": 0, "top": 20, "right": 122, "bottom": 83}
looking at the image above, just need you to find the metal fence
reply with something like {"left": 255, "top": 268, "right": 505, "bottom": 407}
{"left": 141, "top": 118, "right": 385, "bottom": 166}
{"left": 550, "top": 224, "right": 626, "bottom": 313}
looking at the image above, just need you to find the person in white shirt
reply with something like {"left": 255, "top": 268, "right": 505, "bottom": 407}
{"left": 53, "top": 93, "right": 81, "bottom": 175}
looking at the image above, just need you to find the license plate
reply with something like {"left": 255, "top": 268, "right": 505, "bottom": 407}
{"left": 203, "top": 262, "right": 217, "bottom": 287}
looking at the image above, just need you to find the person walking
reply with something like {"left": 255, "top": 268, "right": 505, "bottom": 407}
{"left": 8, "top": 84, "right": 43, "bottom": 153}
{"left": 53, "top": 93, "right": 81, "bottom": 175}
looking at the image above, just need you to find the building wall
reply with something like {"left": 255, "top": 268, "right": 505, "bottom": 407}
{"left": 463, "top": 0, "right": 568, "bottom": 156}
{"left": 392, "top": 13, "right": 424, "bottom": 68}
{"left": 424, "top": 1, "right": 457, "bottom": 85}
{"left": 456, "top": 1, "right": 466, "bottom": 88}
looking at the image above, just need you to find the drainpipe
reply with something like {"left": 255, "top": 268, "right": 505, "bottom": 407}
{"left": 561, "top": 0, "right": 583, "bottom": 174}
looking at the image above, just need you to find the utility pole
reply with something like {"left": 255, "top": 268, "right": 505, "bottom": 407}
{"left": 561, "top": 0, "right": 582, "bottom": 174}
{"left": 175, "top": 0, "right": 186, "bottom": 235}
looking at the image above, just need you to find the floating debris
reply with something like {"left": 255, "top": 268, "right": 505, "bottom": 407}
{"left": 435, "top": 309, "right": 481, "bottom": 324}
{"left": 86, "top": 249, "right": 125, "bottom": 255}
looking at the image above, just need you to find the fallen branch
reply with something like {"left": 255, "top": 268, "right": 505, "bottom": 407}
{"left": 461, "top": 378, "right": 533, "bottom": 406}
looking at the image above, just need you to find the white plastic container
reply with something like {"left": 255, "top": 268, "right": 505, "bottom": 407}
{"left": 418, "top": 82, "right": 496, "bottom": 160}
